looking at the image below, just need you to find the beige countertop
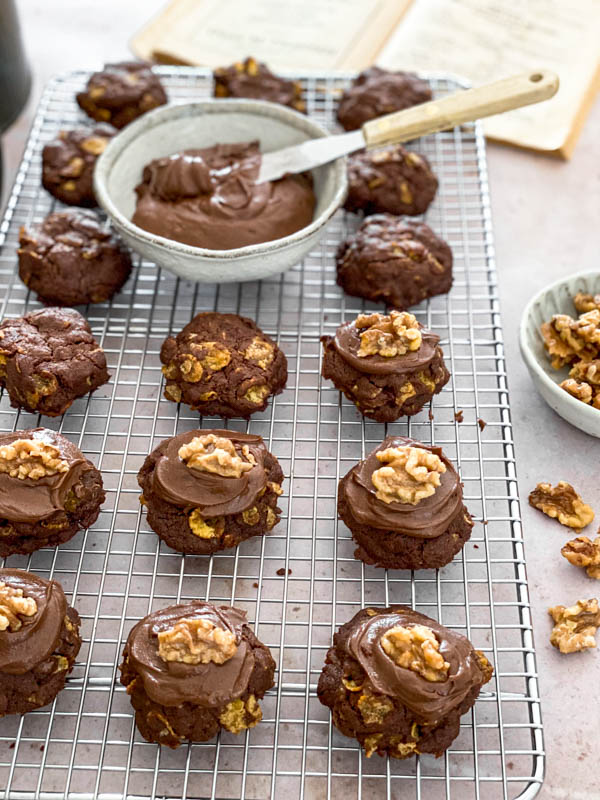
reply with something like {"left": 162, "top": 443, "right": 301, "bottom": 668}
{"left": 2, "top": 2, "right": 600, "bottom": 798}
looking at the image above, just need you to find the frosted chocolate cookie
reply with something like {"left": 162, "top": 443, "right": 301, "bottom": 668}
{"left": 120, "top": 601, "right": 275, "bottom": 747}
{"left": 213, "top": 57, "right": 305, "bottom": 112}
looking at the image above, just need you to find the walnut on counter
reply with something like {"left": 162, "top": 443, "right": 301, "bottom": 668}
{"left": 561, "top": 535, "right": 600, "bottom": 579}
{"left": 548, "top": 598, "right": 600, "bottom": 654}
{"left": 157, "top": 617, "right": 237, "bottom": 665}
{"left": 0, "top": 438, "right": 69, "bottom": 480}
{"left": 178, "top": 434, "right": 255, "bottom": 479}
{"left": 0, "top": 581, "right": 38, "bottom": 631}
{"left": 381, "top": 624, "right": 450, "bottom": 682}
{"left": 355, "top": 310, "right": 422, "bottom": 358}
{"left": 528, "top": 481, "right": 594, "bottom": 531}
{"left": 371, "top": 445, "right": 446, "bottom": 505}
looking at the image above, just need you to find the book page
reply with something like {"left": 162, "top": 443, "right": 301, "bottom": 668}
{"left": 378, "top": 0, "right": 600, "bottom": 156}
{"left": 133, "top": 0, "right": 412, "bottom": 72}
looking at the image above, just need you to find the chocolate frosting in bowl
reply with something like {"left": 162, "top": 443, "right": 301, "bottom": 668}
{"left": 151, "top": 429, "right": 268, "bottom": 516}
{"left": 344, "top": 436, "right": 463, "bottom": 537}
{"left": 333, "top": 319, "right": 440, "bottom": 375}
{"left": 0, "top": 568, "right": 67, "bottom": 675}
{"left": 0, "top": 428, "right": 91, "bottom": 523}
{"left": 132, "top": 141, "right": 316, "bottom": 250}
{"left": 345, "top": 606, "right": 484, "bottom": 724}
{"left": 125, "top": 601, "right": 255, "bottom": 707}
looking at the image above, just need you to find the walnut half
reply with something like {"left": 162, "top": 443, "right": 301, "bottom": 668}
{"left": 528, "top": 481, "right": 594, "bottom": 530}
{"left": 157, "top": 617, "right": 237, "bottom": 665}
{"left": 381, "top": 624, "right": 449, "bottom": 682}
{"left": 0, "top": 438, "right": 69, "bottom": 480}
{"left": 548, "top": 599, "right": 600, "bottom": 654}
{"left": 355, "top": 310, "right": 422, "bottom": 358}
{"left": 178, "top": 434, "right": 255, "bottom": 478}
{"left": 561, "top": 535, "right": 600, "bottom": 579}
{"left": 0, "top": 581, "right": 38, "bottom": 631}
{"left": 371, "top": 446, "right": 446, "bottom": 505}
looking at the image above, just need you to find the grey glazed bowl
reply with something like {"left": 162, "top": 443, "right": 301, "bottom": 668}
{"left": 94, "top": 99, "right": 347, "bottom": 283}
{"left": 520, "top": 270, "right": 600, "bottom": 437}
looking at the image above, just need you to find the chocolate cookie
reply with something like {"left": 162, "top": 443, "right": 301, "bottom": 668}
{"left": 76, "top": 61, "right": 167, "bottom": 129}
{"left": 0, "top": 428, "right": 105, "bottom": 557}
{"left": 318, "top": 605, "right": 493, "bottom": 759}
{"left": 0, "top": 569, "right": 81, "bottom": 716}
{"left": 41, "top": 124, "right": 116, "bottom": 206}
{"left": 120, "top": 601, "right": 275, "bottom": 747}
{"left": 338, "top": 436, "right": 473, "bottom": 570}
{"left": 345, "top": 145, "right": 438, "bottom": 216}
{"left": 138, "top": 429, "right": 283, "bottom": 556}
{"left": 18, "top": 209, "right": 132, "bottom": 306}
{"left": 337, "top": 67, "right": 432, "bottom": 131}
{"left": 336, "top": 215, "right": 453, "bottom": 309}
{"left": 0, "top": 307, "right": 110, "bottom": 417}
{"left": 321, "top": 311, "right": 449, "bottom": 422}
{"left": 214, "top": 57, "right": 305, "bottom": 112}
{"left": 160, "top": 312, "right": 287, "bottom": 418}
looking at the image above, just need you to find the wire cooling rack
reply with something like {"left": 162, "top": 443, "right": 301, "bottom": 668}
{"left": 0, "top": 68, "right": 543, "bottom": 800}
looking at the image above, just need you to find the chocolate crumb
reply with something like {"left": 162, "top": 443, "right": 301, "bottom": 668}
{"left": 9, "top": 742, "right": 15, "bottom": 749}
{"left": 454, "top": 410, "right": 464, "bottom": 423}
{"left": 477, "top": 418, "right": 487, "bottom": 431}
{"left": 474, "top": 544, "right": 479, "bottom": 549}
{"left": 429, "top": 409, "right": 434, "bottom": 421}
{"left": 276, "top": 568, "right": 292, "bottom": 576}
{"left": 253, "top": 582, "right": 259, "bottom": 588}
{"left": 40, "top": 745, "right": 45, "bottom": 751}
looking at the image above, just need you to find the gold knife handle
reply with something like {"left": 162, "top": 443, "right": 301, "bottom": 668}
{"left": 362, "top": 69, "right": 559, "bottom": 148}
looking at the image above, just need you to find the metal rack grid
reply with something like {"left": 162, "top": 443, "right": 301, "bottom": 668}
{"left": 0, "top": 68, "right": 543, "bottom": 800}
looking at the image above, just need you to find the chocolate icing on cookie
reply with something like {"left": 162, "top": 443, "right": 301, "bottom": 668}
{"left": 344, "top": 436, "right": 463, "bottom": 537}
{"left": 132, "top": 142, "right": 315, "bottom": 250}
{"left": 125, "top": 601, "right": 254, "bottom": 707}
{"left": 344, "top": 606, "right": 484, "bottom": 723}
{"left": 333, "top": 320, "right": 440, "bottom": 375}
{"left": 0, "top": 429, "right": 91, "bottom": 523}
{"left": 0, "top": 569, "right": 67, "bottom": 675}
{"left": 151, "top": 429, "right": 268, "bottom": 515}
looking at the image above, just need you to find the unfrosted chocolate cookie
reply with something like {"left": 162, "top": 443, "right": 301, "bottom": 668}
{"left": 0, "top": 307, "right": 109, "bottom": 417}
{"left": 0, "top": 428, "right": 105, "bottom": 557}
{"left": 41, "top": 124, "right": 116, "bottom": 206}
{"left": 160, "top": 312, "right": 287, "bottom": 418}
{"left": 214, "top": 57, "right": 305, "bottom": 112}
{"left": 76, "top": 62, "right": 167, "bottom": 129}
{"left": 18, "top": 209, "right": 132, "bottom": 306}
{"left": 345, "top": 145, "right": 438, "bottom": 216}
{"left": 138, "top": 429, "right": 283, "bottom": 555}
{"left": 338, "top": 436, "right": 473, "bottom": 570}
{"left": 318, "top": 605, "right": 493, "bottom": 759}
{"left": 0, "top": 569, "right": 81, "bottom": 716}
{"left": 120, "top": 601, "right": 275, "bottom": 747}
{"left": 336, "top": 215, "right": 453, "bottom": 309}
{"left": 321, "top": 311, "right": 449, "bottom": 422}
{"left": 337, "top": 68, "right": 432, "bottom": 131}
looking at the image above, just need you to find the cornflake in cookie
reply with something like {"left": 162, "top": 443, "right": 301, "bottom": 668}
{"left": 76, "top": 62, "right": 167, "bottom": 129}
{"left": 0, "top": 569, "right": 81, "bottom": 716}
{"left": 345, "top": 145, "right": 438, "bottom": 217}
{"left": 160, "top": 312, "right": 287, "bottom": 418}
{"left": 0, "top": 307, "right": 109, "bottom": 417}
{"left": 120, "top": 601, "right": 275, "bottom": 747}
{"left": 318, "top": 605, "right": 493, "bottom": 758}
{"left": 41, "top": 124, "right": 116, "bottom": 207}
{"left": 0, "top": 428, "right": 105, "bottom": 557}
{"left": 336, "top": 215, "right": 453, "bottom": 310}
{"left": 18, "top": 209, "right": 132, "bottom": 306}
{"left": 338, "top": 436, "right": 473, "bottom": 570}
{"left": 337, "top": 67, "right": 432, "bottom": 131}
{"left": 138, "top": 429, "right": 284, "bottom": 555}
{"left": 213, "top": 57, "right": 305, "bottom": 112}
{"left": 321, "top": 310, "right": 449, "bottom": 422}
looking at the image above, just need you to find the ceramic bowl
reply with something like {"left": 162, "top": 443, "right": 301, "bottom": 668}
{"left": 519, "top": 270, "right": 600, "bottom": 437}
{"left": 94, "top": 99, "right": 347, "bottom": 283}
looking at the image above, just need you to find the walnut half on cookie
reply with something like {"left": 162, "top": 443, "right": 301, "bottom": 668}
{"left": 160, "top": 312, "right": 287, "bottom": 418}
{"left": 120, "top": 601, "right": 275, "bottom": 747}
{"left": 137, "top": 428, "right": 283, "bottom": 556}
